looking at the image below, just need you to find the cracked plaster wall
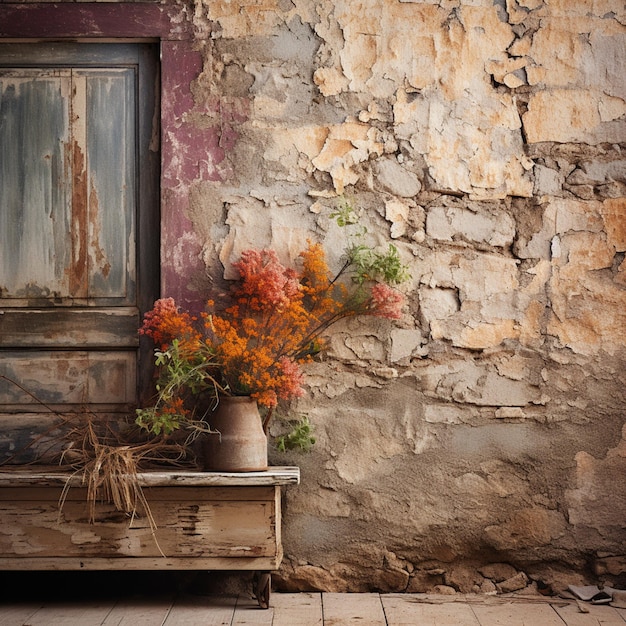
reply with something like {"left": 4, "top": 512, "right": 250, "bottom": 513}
{"left": 137, "top": 0, "right": 626, "bottom": 590}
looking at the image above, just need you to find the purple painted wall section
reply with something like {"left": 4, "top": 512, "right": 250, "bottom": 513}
{"left": 0, "top": 2, "right": 249, "bottom": 309}
{"left": 0, "top": 4, "right": 190, "bottom": 39}
{"left": 160, "top": 39, "right": 220, "bottom": 308}
{"left": 159, "top": 44, "right": 249, "bottom": 308}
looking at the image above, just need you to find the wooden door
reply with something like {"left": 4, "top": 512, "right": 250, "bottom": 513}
{"left": 0, "top": 43, "right": 159, "bottom": 458}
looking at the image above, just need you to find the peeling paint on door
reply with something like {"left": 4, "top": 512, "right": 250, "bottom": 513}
{"left": 0, "top": 44, "right": 155, "bottom": 420}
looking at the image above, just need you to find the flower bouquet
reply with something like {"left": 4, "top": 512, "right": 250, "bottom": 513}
{"left": 137, "top": 212, "right": 409, "bottom": 441}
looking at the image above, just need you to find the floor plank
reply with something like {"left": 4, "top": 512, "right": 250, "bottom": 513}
{"left": 162, "top": 594, "right": 236, "bottom": 626}
{"left": 0, "top": 604, "right": 42, "bottom": 626}
{"left": 101, "top": 594, "right": 175, "bottom": 626}
{"left": 271, "top": 592, "right": 323, "bottom": 626}
{"left": 471, "top": 600, "right": 566, "bottom": 626}
{"left": 4, "top": 590, "right": 626, "bottom": 625}
{"left": 381, "top": 594, "right": 481, "bottom": 625}
{"left": 322, "top": 593, "right": 386, "bottom": 626}
{"left": 16, "top": 600, "right": 117, "bottom": 626}
{"left": 553, "top": 602, "right": 626, "bottom": 626}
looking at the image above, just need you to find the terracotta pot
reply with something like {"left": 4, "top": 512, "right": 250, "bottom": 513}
{"left": 202, "top": 396, "right": 268, "bottom": 472}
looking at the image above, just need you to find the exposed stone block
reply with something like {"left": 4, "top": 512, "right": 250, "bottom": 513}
{"left": 484, "top": 508, "right": 568, "bottom": 551}
{"left": 373, "top": 158, "right": 422, "bottom": 197}
{"left": 497, "top": 572, "right": 529, "bottom": 593}
{"left": 478, "top": 562, "right": 519, "bottom": 583}
{"left": 534, "top": 165, "right": 564, "bottom": 197}
{"left": 594, "top": 556, "right": 626, "bottom": 576}
{"left": 425, "top": 205, "right": 516, "bottom": 248}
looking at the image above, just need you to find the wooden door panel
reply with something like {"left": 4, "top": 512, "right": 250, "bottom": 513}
{"left": 0, "top": 350, "right": 137, "bottom": 407}
{"left": 0, "top": 308, "right": 140, "bottom": 348}
{"left": 82, "top": 70, "right": 136, "bottom": 301}
{"left": 0, "top": 70, "right": 72, "bottom": 300}
{"left": 0, "top": 69, "right": 136, "bottom": 306}
{"left": 0, "top": 43, "right": 158, "bottom": 428}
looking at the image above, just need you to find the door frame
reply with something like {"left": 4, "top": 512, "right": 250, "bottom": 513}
{"left": 0, "top": 3, "right": 211, "bottom": 406}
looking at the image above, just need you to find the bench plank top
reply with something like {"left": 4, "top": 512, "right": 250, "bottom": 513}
{"left": 0, "top": 466, "right": 300, "bottom": 487}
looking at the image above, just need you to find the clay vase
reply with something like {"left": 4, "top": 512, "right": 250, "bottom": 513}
{"left": 202, "top": 396, "right": 268, "bottom": 472}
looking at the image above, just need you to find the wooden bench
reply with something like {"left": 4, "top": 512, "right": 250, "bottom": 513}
{"left": 0, "top": 466, "right": 300, "bottom": 607}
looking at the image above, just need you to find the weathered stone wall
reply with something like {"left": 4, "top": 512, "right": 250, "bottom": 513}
{"left": 3, "top": 0, "right": 623, "bottom": 594}
{"left": 11, "top": 0, "right": 618, "bottom": 592}
{"left": 170, "top": 0, "right": 626, "bottom": 592}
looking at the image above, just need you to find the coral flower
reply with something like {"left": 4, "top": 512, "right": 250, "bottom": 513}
{"left": 139, "top": 297, "right": 201, "bottom": 351}
{"left": 370, "top": 283, "right": 405, "bottom": 320}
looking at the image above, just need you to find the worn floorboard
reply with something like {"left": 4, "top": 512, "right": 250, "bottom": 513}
{"left": 15, "top": 600, "right": 117, "bottom": 626}
{"left": 162, "top": 593, "right": 236, "bottom": 626}
{"left": 101, "top": 594, "right": 175, "bottom": 626}
{"left": 0, "top": 604, "right": 41, "bottom": 626}
{"left": 553, "top": 602, "right": 626, "bottom": 626}
{"left": 381, "top": 594, "right": 482, "bottom": 625}
{"left": 471, "top": 600, "right": 566, "bottom": 626}
{"left": 231, "top": 595, "right": 275, "bottom": 626}
{"left": 322, "top": 592, "right": 388, "bottom": 625}
{"left": 270, "top": 591, "right": 323, "bottom": 626}
{"left": 1, "top": 590, "right": 626, "bottom": 625}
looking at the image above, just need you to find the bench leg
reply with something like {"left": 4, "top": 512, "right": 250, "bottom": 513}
{"left": 253, "top": 571, "right": 271, "bottom": 609}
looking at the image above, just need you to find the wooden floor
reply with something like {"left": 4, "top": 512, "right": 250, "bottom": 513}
{"left": 1, "top": 591, "right": 626, "bottom": 625}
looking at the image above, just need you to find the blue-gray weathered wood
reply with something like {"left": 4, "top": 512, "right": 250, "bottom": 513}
{"left": 0, "top": 43, "right": 158, "bottom": 423}
{"left": 0, "top": 70, "right": 71, "bottom": 299}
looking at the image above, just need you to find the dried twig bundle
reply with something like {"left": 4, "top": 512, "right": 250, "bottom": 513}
{"left": 60, "top": 415, "right": 191, "bottom": 520}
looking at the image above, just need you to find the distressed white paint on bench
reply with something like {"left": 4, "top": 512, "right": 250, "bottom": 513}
{"left": 0, "top": 467, "right": 301, "bottom": 488}
{"left": 0, "top": 467, "right": 299, "bottom": 572}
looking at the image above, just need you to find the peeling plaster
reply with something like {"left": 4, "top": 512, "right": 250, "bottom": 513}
{"left": 3, "top": 0, "right": 626, "bottom": 593}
